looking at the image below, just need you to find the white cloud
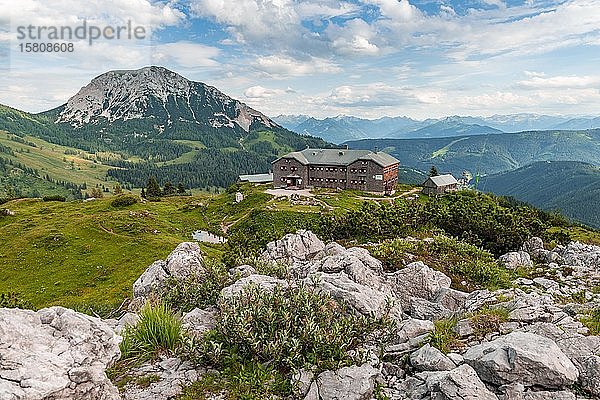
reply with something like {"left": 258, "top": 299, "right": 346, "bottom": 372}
{"left": 244, "top": 85, "right": 285, "bottom": 98}
{"left": 1, "top": 0, "right": 184, "bottom": 33}
{"left": 312, "top": 83, "right": 440, "bottom": 108}
{"left": 366, "top": 0, "right": 421, "bottom": 22}
{"left": 517, "top": 74, "right": 600, "bottom": 89}
{"left": 328, "top": 18, "right": 382, "bottom": 56}
{"left": 253, "top": 55, "right": 341, "bottom": 76}
{"left": 153, "top": 42, "right": 220, "bottom": 68}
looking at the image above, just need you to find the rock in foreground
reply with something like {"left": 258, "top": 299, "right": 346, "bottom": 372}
{"left": 464, "top": 331, "right": 579, "bottom": 389}
{"left": 0, "top": 307, "right": 121, "bottom": 400}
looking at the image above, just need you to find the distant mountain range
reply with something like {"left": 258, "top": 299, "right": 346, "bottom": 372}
{"left": 484, "top": 161, "right": 600, "bottom": 229}
{"left": 273, "top": 114, "right": 600, "bottom": 144}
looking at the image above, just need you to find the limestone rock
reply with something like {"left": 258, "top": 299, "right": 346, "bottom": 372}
{"left": 133, "top": 242, "right": 205, "bottom": 299}
{"left": 397, "top": 318, "right": 435, "bottom": 343}
{"left": 315, "top": 364, "right": 378, "bottom": 400}
{"left": 410, "top": 344, "right": 455, "bottom": 372}
{"left": 182, "top": 307, "right": 216, "bottom": 338}
{"left": 522, "top": 322, "right": 600, "bottom": 397}
{"left": 521, "top": 237, "right": 544, "bottom": 253}
{"left": 121, "top": 356, "right": 205, "bottom": 400}
{"left": 410, "top": 297, "right": 452, "bottom": 321}
{"left": 261, "top": 230, "right": 325, "bottom": 264}
{"left": 164, "top": 242, "right": 204, "bottom": 280}
{"left": 308, "top": 272, "right": 390, "bottom": 318}
{"left": 0, "top": 307, "right": 120, "bottom": 400}
{"left": 388, "top": 261, "right": 451, "bottom": 309}
{"left": 464, "top": 331, "right": 578, "bottom": 389}
{"left": 499, "top": 251, "right": 533, "bottom": 270}
{"left": 133, "top": 261, "right": 169, "bottom": 299}
{"left": 432, "top": 287, "right": 468, "bottom": 312}
{"left": 421, "top": 364, "right": 498, "bottom": 400}
{"left": 501, "top": 383, "right": 576, "bottom": 400}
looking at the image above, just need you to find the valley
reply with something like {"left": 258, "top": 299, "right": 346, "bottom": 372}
{"left": 484, "top": 161, "right": 600, "bottom": 229}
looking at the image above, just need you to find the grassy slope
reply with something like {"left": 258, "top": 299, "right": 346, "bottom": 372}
{"left": 2, "top": 184, "right": 599, "bottom": 311}
{"left": 0, "top": 131, "right": 120, "bottom": 189}
{"left": 0, "top": 184, "right": 362, "bottom": 309}
{"left": 0, "top": 196, "right": 219, "bottom": 309}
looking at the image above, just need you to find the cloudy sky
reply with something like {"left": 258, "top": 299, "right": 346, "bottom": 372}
{"left": 1, "top": 0, "right": 599, "bottom": 119}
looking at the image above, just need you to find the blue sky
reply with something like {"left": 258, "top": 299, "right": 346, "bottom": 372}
{"left": 1, "top": 0, "right": 600, "bottom": 119}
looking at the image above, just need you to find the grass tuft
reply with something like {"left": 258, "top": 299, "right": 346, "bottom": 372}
{"left": 120, "top": 301, "right": 185, "bottom": 362}
{"left": 428, "top": 316, "right": 460, "bottom": 354}
{"left": 581, "top": 308, "right": 600, "bottom": 335}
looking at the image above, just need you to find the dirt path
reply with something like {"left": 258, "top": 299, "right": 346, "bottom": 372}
{"left": 358, "top": 187, "right": 421, "bottom": 202}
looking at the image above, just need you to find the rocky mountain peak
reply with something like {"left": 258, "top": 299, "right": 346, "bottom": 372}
{"left": 55, "top": 66, "right": 277, "bottom": 132}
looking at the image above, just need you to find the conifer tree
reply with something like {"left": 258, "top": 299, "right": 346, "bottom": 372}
{"left": 146, "top": 176, "right": 161, "bottom": 198}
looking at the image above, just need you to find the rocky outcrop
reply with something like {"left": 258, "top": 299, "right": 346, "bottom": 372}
{"left": 391, "top": 364, "right": 498, "bottom": 400}
{"left": 6, "top": 232, "right": 599, "bottom": 400}
{"left": 261, "top": 229, "right": 325, "bottom": 264}
{"left": 307, "top": 364, "right": 379, "bottom": 400}
{"left": 464, "top": 332, "right": 579, "bottom": 389}
{"left": 388, "top": 261, "right": 452, "bottom": 307}
{"left": 308, "top": 272, "right": 392, "bottom": 318}
{"left": 522, "top": 322, "right": 600, "bottom": 397}
{"left": 0, "top": 307, "right": 120, "bottom": 400}
{"left": 410, "top": 344, "right": 455, "bottom": 372}
{"left": 182, "top": 307, "right": 216, "bottom": 338}
{"left": 133, "top": 242, "right": 205, "bottom": 299}
{"left": 499, "top": 251, "right": 533, "bottom": 270}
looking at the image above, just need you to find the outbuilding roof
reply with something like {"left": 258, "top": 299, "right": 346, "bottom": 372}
{"left": 426, "top": 174, "right": 458, "bottom": 187}
{"left": 239, "top": 172, "right": 273, "bottom": 183}
{"left": 273, "top": 148, "right": 399, "bottom": 167}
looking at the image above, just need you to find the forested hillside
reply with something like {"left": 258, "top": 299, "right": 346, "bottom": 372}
{"left": 347, "top": 130, "right": 600, "bottom": 176}
{"left": 484, "top": 161, "right": 600, "bottom": 229}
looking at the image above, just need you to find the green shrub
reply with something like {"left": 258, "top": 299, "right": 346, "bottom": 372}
{"left": 0, "top": 292, "right": 32, "bottom": 309}
{"left": 120, "top": 301, "right": 184, "bottom": 362}
{"left": 319, "top": 191, "right": 560, "bottom": 256}
{"left": 162, "top": 259, "right": 232, "bottom": 313}
{"left": 428, "top": 317, "right": 460, "bottom": 354}
{"left": 111, "top": 194, "right": 139, "bottom": 207}
{"left": 198, "top": 284, "right": 391, "bottom": 374}
{"left": 239, "top": 256, "right": 288, "bottom": 279}
{"left": 581, "top": 308, "right": 600, "bottom": 335}
{"left": 42, "top": 195, "right": 66, "bottom": 202}
{"left": 373, "top": 235, "right": 512, "bottom": 291}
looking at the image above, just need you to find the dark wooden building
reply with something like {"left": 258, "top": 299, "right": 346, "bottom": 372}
{"left": 422, "top": 174, "right": 458, "bottom": 195}
{"left": 272, "top": 149, "right": 399, "bottom": 194}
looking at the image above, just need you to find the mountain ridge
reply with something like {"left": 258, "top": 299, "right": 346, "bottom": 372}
{"left": 274, "top": 113, "right": 600, "bottom": 143}
{"left": 50, "top": 66, "right": 277, "bottom": 134}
